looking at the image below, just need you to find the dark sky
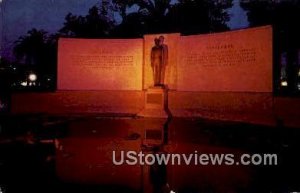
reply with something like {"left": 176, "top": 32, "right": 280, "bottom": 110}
{"left": 0, "top": 0, "right": 248, "bottom": 61}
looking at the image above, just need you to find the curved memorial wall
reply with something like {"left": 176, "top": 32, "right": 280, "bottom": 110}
{"left": 57, "top": 26, "right": 272, "bottom": 93}
{"left": 16, "top": 26, "right": 299, "bottom": 127}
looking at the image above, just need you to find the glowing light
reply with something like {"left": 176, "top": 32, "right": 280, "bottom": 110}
{"left": 281, "top": 81, "right": 288, "bottom": 87}
{"left": 170, "top": 190, "right": 176, "bottom": 193}
{"left": 0, "top": 102, "right": 4, "bottom": 109}
{"left": 28, "top": 73, "right": 37, "bottom": 81}
{"left": 20, "top": 81, "right": 27, "bottom": 87}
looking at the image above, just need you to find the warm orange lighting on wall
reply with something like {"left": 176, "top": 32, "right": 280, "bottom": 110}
{"left": 58, "top": 38, "right": 143, "bottom": 91}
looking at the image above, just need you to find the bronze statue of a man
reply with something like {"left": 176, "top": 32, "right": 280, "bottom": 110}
{"left": 151, "top": 36, "right": 168, "bottom": 86}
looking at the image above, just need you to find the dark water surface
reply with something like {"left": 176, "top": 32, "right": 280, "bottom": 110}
{"left": 0, "top": 115, "right": 299, "bottom": 193}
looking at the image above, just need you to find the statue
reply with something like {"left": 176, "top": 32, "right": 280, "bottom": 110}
{"left": 151, "top": 36, "right": 168, "bottom": 86}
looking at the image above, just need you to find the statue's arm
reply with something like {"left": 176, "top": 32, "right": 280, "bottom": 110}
{"left": 163, "top": 45, "right": 168, "bottom": 66}
{"left": 151, "top": 48, "right": 154, "bottom": 67}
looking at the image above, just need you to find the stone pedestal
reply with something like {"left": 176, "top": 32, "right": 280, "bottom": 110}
{"left": 138, "top": 86, "right": 170, "bottom": 118}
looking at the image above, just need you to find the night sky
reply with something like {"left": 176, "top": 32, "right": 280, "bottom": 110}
{"left": 0, "top": 0, "right": 248, "bottom": 61}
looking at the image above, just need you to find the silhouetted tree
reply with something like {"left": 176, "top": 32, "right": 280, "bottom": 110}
{"left": 111, "top": 0, "right": 171, "bottom": 37}
{"left": 59, "top": 5, "right": 115, "bottom": 37}
{"left": 43, "top": 33, "right": 59, "bottom": 77}
{"left": 0, "top": 57, "right": 9, "bottom": 68}
{"left": 241, "top": 0, "right": 300, "bottom": 48}
{"left": 112, "top": 0, "right": 136, "bottom": 20}
{"left": 112, "top": 12, "right": 147, "bottom": 37}
{"left": 13, "top": 29, "right": 48, "bottom": 65}
{"left": 13, "top": 28, "right": 57, "bottom": 87}
{"left": 59, "top": 0, "right": 233, "bottom": 38}
{"left": 167, "top": 0, "right": 232, "bottom": 34}
{"left": 112, "top": 0, "right": 233, "bottom": 36}
{"left": 241, "top": 0, "right": 300, "bottom": 94}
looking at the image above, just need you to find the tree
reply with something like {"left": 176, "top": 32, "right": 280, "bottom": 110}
{"left": 0, "top": 57, "right": 9, "bottom": 68}
{"left": 13, "top": 28, "right": 58, "bottom": 88}
{"left": 240, "top": 0, "right": 300, "bottom": 51}
{"left": 13, "top": 28, "right": 48, "bottom": 65}
{"left": 59, "top": 0, "right": 233, "bottom": 38}
{"left": 167, "top": 0, "right": 232, "bottom": 34}
{"left": 112, "top": 12, "right": 147, "bottom": 37}
{"left": 240, "top": 0, "right": 300, "bottom": 94}
{"left": 112, "top": 0, "right": 137, "bottom": 20}
{"left": 59, "top": 4, "right": 115, "bottom": 38}
{"left": 112, "top": 0, "right": 233, "bottom": 36}
{"left": 111, "top": 0, "right": 172, "bottom": 37}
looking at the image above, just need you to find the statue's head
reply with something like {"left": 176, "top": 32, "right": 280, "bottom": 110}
{"left": 154, "top": 38, "right": 160, "bottom": 46}
{"left": 159, "top": 36, "right": 165, "bottom": 45}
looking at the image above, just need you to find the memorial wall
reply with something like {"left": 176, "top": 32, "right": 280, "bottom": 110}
{"left": 57, "top": 38, "right": 143, "bottom": 90}
{"left": 177, "top": 26, "right": 273, "bottom": 92}
{"left": 31, "top": 26, "right": 283, "bottom": 125}
{"left": 57, "top": 26, "right": 272, "bottom": 93}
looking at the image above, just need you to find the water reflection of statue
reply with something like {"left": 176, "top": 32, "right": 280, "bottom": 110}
{"left": 151, "top": 36, "right": 168, "bottom": 86}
